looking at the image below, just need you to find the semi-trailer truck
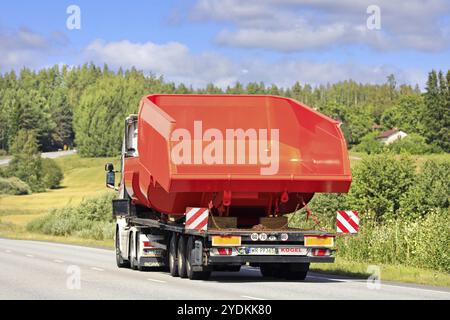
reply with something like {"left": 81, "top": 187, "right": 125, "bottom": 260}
{"left": 106, "top": 94, "right": 353, "bottom": 280}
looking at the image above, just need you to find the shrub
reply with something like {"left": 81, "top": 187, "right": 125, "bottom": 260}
{"left": 400, "top": 159, "right": 450, "bottom": 218}
{"left": 352, "top": 131, "right": 384, "bottom": 155}
{"left": 387, "top": 133, "right": 439, "bottom": 155}
{"left": 347, "top": 154, "right": 416, "bottom": 221}
{"left": 27, "top": 193, "right": 115, "bottom": 240}
{"left": 0, "top": 149, "right": 7, "bottom": 156}
{"left": 41, "top": 158, "right": 64, "bottom": 189}
{"left": 336, "top": 209, "right": 450, "bottom": 273}
{"left": 0, "top": 177, "right": 31, "bottom": 195}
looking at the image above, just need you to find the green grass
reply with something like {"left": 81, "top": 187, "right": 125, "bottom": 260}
{"left": 311, "top": 257, "right": 450, "bottom": 288}
{"left": 0, "top": 155, "right": 119, "bottom": 225}
{"left": 0, "top": 221, "right": 113, "bottom": 249}
{"left": 1, "top": 152, "right": 449, "bottom": 287}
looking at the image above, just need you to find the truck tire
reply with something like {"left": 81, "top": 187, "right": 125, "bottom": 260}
{"left": 284, "top": 263, "right": 310, "bottom": 280}
{"left": 260, "top": 264, "right": 276, "bottom": 277}
{"left": 177, "top": 236, "right": 188, "bottom": 278}
{"left": 169, "top": 233, "right": 179, "bottom": 277}
{"left": 186, "top": 237, "right": 211, "bottom": 280}
{"left": 129, "top": 233, "right": 138, "bottom": 270}
{"left": 115, "top": 229, "right": 130, "bottom": 268}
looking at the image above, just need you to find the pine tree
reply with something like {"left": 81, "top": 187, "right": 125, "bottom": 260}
{"left": 423, "top": 70, "right": 450, "bottom": 151}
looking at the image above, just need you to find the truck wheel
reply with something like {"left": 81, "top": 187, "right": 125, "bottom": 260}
{"left": 284, "top": 263, "right": 310, "bottom": 280}
{"left": 129, "top": 233, "right": 138, "bottom": 270}
{"left": 177, "top": 236, "right": 188, "bottom": 278}
{"left": 169, "top": 234, "right": 179, "bottom": 277}
{"left": 115, "top": 229, "right": 130, "bottom": 268}
{"left": 186, "top": 237, "right": 211, "bottom": 280}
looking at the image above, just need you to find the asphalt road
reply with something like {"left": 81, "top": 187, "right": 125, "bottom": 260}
{"left": 0, "top": 150, "right": 77, "bottom": 167}
{"left": 0, "top": 238, "right": 449, "bottom": 300}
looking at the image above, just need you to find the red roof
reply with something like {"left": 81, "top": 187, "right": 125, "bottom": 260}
{"left": 377, "top": 128, "right": 400, "bottom": 139}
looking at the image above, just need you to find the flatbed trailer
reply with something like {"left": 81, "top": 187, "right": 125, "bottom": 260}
{"left": 106, "top": 94, "right": 352, "bottom": 280}
{"left": 112, "top": 203, "right": 336, "bottom": 280}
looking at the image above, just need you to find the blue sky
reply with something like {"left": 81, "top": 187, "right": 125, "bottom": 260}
{"left": 1, "top": 0, "right": 449, "bottom": 88}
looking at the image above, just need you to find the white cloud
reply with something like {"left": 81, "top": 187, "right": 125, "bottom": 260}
{"left": 84, "top": 39, "right": 238, "bottom": 87}
{"left": 0, "top": 28, "right": 69, "bottom": 71}
{"left": 190, "top": 0, "right": 450, "bottom": 52}
{"left": 82, "top": 39, "right": 426, "bottom": 89}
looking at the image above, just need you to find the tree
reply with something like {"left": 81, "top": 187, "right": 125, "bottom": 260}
{"left": 423, "top": 70, "right": 450, "bottom": 151}
{"left": 7, "top": 130, "right": 45, "bottom": 192}
{"left": 380, "top": 95, "right": 426, "bottom": 134}
{"left": 74, "top": 75, "right": 146, "bottom": 157}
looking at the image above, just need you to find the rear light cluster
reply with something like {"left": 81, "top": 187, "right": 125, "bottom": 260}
{"left": 211, "top": 248, "right": 236, "bottom": 256}
{"left": 310, "top": 248, "right": 331, "bottom": 256}
{"left": 217, "top": 248, "right": 233, "bottom": 256}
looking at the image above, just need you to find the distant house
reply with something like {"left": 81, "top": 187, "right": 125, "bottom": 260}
{"left": 372, "top": 123, "right": 382, "bottom": 130}
{"left": 376, "top": 128, "right": 408, "bottom": 145}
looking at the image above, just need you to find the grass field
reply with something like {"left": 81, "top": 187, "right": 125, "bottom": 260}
{"left": 1, "top": 152, "right": 449, "bottom": 287}
{"left": 0, "top": 155, "right": 119, "bottom": 226}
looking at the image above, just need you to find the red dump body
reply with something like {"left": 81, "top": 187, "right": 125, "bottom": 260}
{"left": 124, "top": 94, "right": 351, "bottom": 218}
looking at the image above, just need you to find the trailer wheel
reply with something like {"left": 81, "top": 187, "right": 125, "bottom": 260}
{"left": 186, "top": 237, "right": 211, "bottom": 280}
{"left": 115, "top": 228, "right": 130, "bottom": 268}
{"left": 284, "top": 263, "right": 310, "bottom": 280}
{"left": 168, "top": 233, "right": 179, "bottom": 277}
{"left": 260, "top": 264, "right": 276, "bottom": 278}
{"left": 177, "top": 236, "right": 188, "bottom": 278}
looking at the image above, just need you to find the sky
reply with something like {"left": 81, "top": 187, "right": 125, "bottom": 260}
{"left": 0, "top": 0, "right": 449, "bottom": 89}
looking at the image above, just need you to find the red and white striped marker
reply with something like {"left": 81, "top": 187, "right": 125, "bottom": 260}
{"left": 336, "top": 210, "right": 359, "bottom": 234}
{"left": 185, "top": 207, "right": 209, "bottom": 231}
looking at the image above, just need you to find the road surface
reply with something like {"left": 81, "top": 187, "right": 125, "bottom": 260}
{"left": 0, "top": 150, "right": 77, "bottom": 167}
{"left": 0, "top": 238, "right": 448, "bottom": 300}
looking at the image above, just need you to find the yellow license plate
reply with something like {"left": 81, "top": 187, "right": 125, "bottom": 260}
{"left": 304, "top": 236, "right": 334, "bottom": 247}
{"left": 212, "top": 236, "right": 242, "bottom": 247}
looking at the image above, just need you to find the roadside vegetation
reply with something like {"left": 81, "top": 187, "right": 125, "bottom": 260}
{"left": 291, "top": 153, "right": 450, "bottom": 284}
{"left": 27, "top": 193, "right": 115, "bottom": 241}
{"left": 0, "top": 64, "right": 448, "bottom": 286}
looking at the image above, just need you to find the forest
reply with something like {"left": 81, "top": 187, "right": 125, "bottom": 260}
{"left": 0, "top": 64, "right": 449, "bottom": 157}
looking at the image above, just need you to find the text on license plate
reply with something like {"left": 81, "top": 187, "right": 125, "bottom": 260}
{"left": 241, "top": 247, "right": 277, "bottom": 255}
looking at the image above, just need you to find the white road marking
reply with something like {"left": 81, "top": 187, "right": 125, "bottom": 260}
{"left": 26, "top": 254, "right": 34, "bottom": 258}
{"left": 90, "top": 267, "right": 104, "bottom": 272}
{"left": 241, "top": 295, "right": 265, "bottom": 300}
{"left": 147, "top": 278, "right": 166, "bottom": 283}
{"left": 53, "top": 259, "right": 64, "bottom": 263}
{"left": 308, "top": 275, "right": 450, "bottom": 295}
{"left": 307, "top": 275, "right": 350, "bottom": 282}
{"left": 380, "top": 283, "right": 450, "bottom": 295}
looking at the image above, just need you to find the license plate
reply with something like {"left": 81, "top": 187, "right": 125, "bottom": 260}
{"left": 239, "top": 247, "right": 277, "bottom": 255}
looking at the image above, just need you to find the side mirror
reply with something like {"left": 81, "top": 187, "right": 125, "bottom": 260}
{"left": 105, "top": 163, "right": 114, "bottom": 172}
{"left": 105, "top": 163, "right": 115, "bottom": 188}
{"left": 106, "top": 171, "right": 115, "bottom": 188}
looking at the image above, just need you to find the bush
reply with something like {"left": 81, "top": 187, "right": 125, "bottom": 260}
{"left": 352, "top": 131, "right": 384, "bottom": 155}
{"left": 347, "top": 154, "right": 416, "bottom": 221}
{"left": 27, "top": 193, "right": 115, "bottom": 240}
{"left": 0, "top": 177, "right": 31, "bottom": 195}
{"left": 400, "top": 159, "right": 450, "bottom": 218}
{"left": 0, "top": 149, "right": 7, "bottom": 156}
{"left": 387, "top": 133, "right": 439, "bottom": 155}
{"left": 336, "top": 209, "right": 450, "bottom": 273}
{"left": 41, "top": 158, "right": 64, "bottom": 189}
